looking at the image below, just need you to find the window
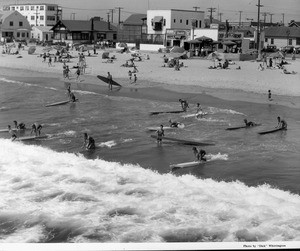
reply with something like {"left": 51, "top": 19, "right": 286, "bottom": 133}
{"left": 17, "top": 32, "right": 20, "bottom": 37}
{"left": 47, "top": 16, "right": 55, "bottom": 21}
{"left": 11, "top": 7, "right": 15, "bottom": 10}
{"left": 288, "top": 38, "right": 292, "bottom": 45}
{"left": 296, "top": 38, "right": 300, "bottom": 45}
{"left": 48, "top": 6, "right": 55, "bottom": 11}
{"left": 26, "top": 6, "right": 29, "bottom": 10}
{"left": 40, "top": 16, "right": 44, "bottom": 20}
{"left": 180, "top": 19, "right": 182, "bottom": 23}
{"left": 20, "top": 6, "right": 24, "bottom": 11}
{"left": 31, "top": 6, "right": 34, "bottom": 10}
{"left": 9, "top": 21, "right": 13, "bottom": 26}
{"left": 113, "top": 34, "right": 117, "bottom": 40}
{"left": 40, "top": 6, "right": 44, "bottom": 10}
{"left": 31, "top": 16, "right": 35, "bottom": 20}
{"left": 174, "top": 19, "right": 176, "bottom": 23}
{"left": 265, "top": 38, "right": 268, "bottom": 42}
{"left": 186, "top": 20, "right": 189, "bottom": 25}
{"left": 19, "top": 21, "right": 23, "bottom": 27}
{"left": 163, "top": 19, "right": 166, "bottom": 26}
{"left": 195, "top": 20, "right": 198, "bottom": 27}
{"left": 271, "top": 38, "right": 274, "bottom": 44}
{"left": 199, "top": 20, "right": 202, "bottom": 28}
{"left": 22, "top": 33, "right": 25, "bottom": 38}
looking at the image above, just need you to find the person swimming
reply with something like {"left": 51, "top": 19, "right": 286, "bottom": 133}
{"left": 179, "top": 99, "right": 189, "bottom": 112}
{"left": 169, "top": 119, "right": 180, "bottom": 128}
{"left": 244, "top": 119, "right": 255, "bottom": 127}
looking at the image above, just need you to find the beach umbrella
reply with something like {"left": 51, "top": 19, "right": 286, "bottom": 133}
{"left": 269, "top": 51, "right": 284, "bottom": 58}
{"left": 170, "top": 46, "right": 185, "bottom": 53}
{"left": 207, "top": 51, "right": 225, "bottom": 61}
{"left": 118, "top": 42, "right": 127, "bottom": 48}
{"left": 28, "top": 46, "right": 36, "bottom": 55}
{"left": 42, "top": 46, "right": 53, "bottom": 52}
{"left": 207, "top": 52, "right": 225, "bottom": 67}
{"left": 196, "top": 36, "right": 213, "bottom": 42}
{"left": 222, "top": 40, "right": 236, "bottom": 46}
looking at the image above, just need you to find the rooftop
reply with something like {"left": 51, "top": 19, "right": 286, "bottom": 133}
{"left": 264, "top": 26, "right": 300, "bottom": 38}
{"left": 123, "top": 13, "right": 147, "bottom": 25}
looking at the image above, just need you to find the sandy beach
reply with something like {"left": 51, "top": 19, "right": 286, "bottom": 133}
{"left": 1, "top": 45, "right": 300, "bottom": 109}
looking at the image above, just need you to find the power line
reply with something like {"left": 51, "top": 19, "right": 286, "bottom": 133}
{"left": 115, "top": 7, "right": 124, "bottom": 25}
{"left": 207, "top": 7, "right": 216, "bottom": 24}
{"left": 193, "top": 7, "right": 200, "bottom": 11}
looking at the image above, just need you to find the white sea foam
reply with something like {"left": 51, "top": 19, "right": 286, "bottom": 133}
{"left": 208, "top": 106, "right": 245, "bottom": 115}
{"left": 98, "top": 140, "right": 117, "bottom": 148}
{"left": 0, "top": 139, "right": 299, "bottom": 243}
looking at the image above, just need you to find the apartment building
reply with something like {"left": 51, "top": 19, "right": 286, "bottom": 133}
{"left": 3, "top": 3, "right": 61, "bottom": 26}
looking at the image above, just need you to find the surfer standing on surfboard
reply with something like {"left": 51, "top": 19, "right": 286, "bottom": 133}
{"left": 192, "top": 147, "right": 207, "bottom": 162}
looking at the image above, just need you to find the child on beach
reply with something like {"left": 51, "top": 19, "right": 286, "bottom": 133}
{"left": 76, "top": 68, "right": 81, "bottom": 81}
{"left": 258, "top": 64, "right": 264, "bottom": 71}
{"left": 128, "top": 70, "right": 132, "bottom": 80}
{"left": 133, "top": 74, "right": 137, "bottom": 83}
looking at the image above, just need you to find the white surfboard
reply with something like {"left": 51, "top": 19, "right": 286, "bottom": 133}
{"left": 16, "top": 135, "right": 48, "bottom": 141}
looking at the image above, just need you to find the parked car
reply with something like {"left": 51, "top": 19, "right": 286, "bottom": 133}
{"left": 281, "top": 45, "right": 294, "bottom": 53}
{"left": 262, "top": 45, "right": 278, "bottom": 52}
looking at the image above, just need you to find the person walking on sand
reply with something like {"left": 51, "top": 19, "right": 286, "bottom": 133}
{"left": 268, "top": 90, "right": 272, "bottom": 101}
{"left": 76, "top": 67, "right": 81, "bottom": 81}
{"left": 48, "top": 56, "right": 52, "bottom": 67}
{"left": 128, "top": 70, "right": 132, "bottom": 81}
{"left": 107, "top": 72, "right": 113, "bottom": 90}
{"left": 133, "top": 74, "right": 137, "bottom": 84}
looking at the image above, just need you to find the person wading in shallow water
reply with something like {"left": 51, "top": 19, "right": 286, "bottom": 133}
{"left": 156, "top": 125, "right": 164, "bottom": 144}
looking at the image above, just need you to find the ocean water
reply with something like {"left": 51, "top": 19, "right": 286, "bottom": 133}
{"left": 0, "top": 74, "right": 300, "bottom": 243}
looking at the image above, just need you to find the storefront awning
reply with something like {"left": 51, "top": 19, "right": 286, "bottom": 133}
{"left": 153, "top": 16, "right": 163, "bottom": 23}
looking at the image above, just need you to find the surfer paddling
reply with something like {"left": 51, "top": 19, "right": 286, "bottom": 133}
{"left": 192, "top": 147, "right": 207, "bottom": 162}
{"left": 179, "top": 99, "right": 189, "bottom": 112}
{"left": 13, "top": 120, "right": 26, "bottom": 130}
{"left": 82, "top": 133, "right": 96, "bottom": 150}
{"left": 169, "top": 119, "right": 181, "bottom": 128}
{"left": 244, "top": 119, "right": 257, "bottom": 127}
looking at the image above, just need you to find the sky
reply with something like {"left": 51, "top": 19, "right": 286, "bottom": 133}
{"left": 0, "top": 0, "right": 299, "bottom": 24}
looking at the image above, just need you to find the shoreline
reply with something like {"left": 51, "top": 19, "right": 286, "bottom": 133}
{"left": 1, "top": 64, "right": 300, "bottom": 110}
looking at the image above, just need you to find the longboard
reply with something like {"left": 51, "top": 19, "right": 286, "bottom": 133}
{"left": 97, "top": 75, "right": 121, "bottom": 87}
{"left": 150, "top": 110, "right": 185, "bottom": 115}
{"left": 16, "top": 135, "right": 48, "bottom": 141}
{"left": 170, "top": 161, "right": 206, "bottom": 169}
{"left": 0, "top": 128, "right": 29, "bottom": 133}
{"left": 146, "top": 124, "right": 185, "bottom": 131}
{"left": 182, "top": 112, "right": 208, "bottom": 118}
{"left": 45, "top": 99, "right": 78, "bottom": 107}
{"left": 226, "top": 123, "right": 261, "bottom": 130}
{"left": 150, "top": 135, "right": 215, "bottom": 146}
{"left": 258, "top": 127, "right": 287, "bottom": 135}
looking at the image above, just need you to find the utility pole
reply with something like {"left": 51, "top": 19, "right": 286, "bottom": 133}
{"left": 282, "top": 13, "right": 285, "bottom": 26}
{"left": 109, "top": 9, "right": 115, "bottom": 23}
{"left": 55, "top": 6, "right": 62, "bottom": 22}
{"left": 115, "top": 7, "right": 123, "bottom": 25}
{"left": 35, "top": 8, "right": 39, "bottom": 26}
{"left": 207, "top": 7, "right": 216, "bottom": 24}
{"left": 107, "top": 12, "right": 111, "bottom": 30}
{"left": 269, "top": 13, "right": 273, "bottom": 23}
{"left": 238, "top": 11, "right": 242, "bottom": 27}
{"left": 256, "top": 0, "right": 263, "bottom": 58}
{"left": 219, "top": 13, "right": 223, "bottom": 22}
{"left": 193, "top": 7, "right": 200, "bottom": 11}
{"left": 262, "top": 12, "right": 268, "bottom": 29}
